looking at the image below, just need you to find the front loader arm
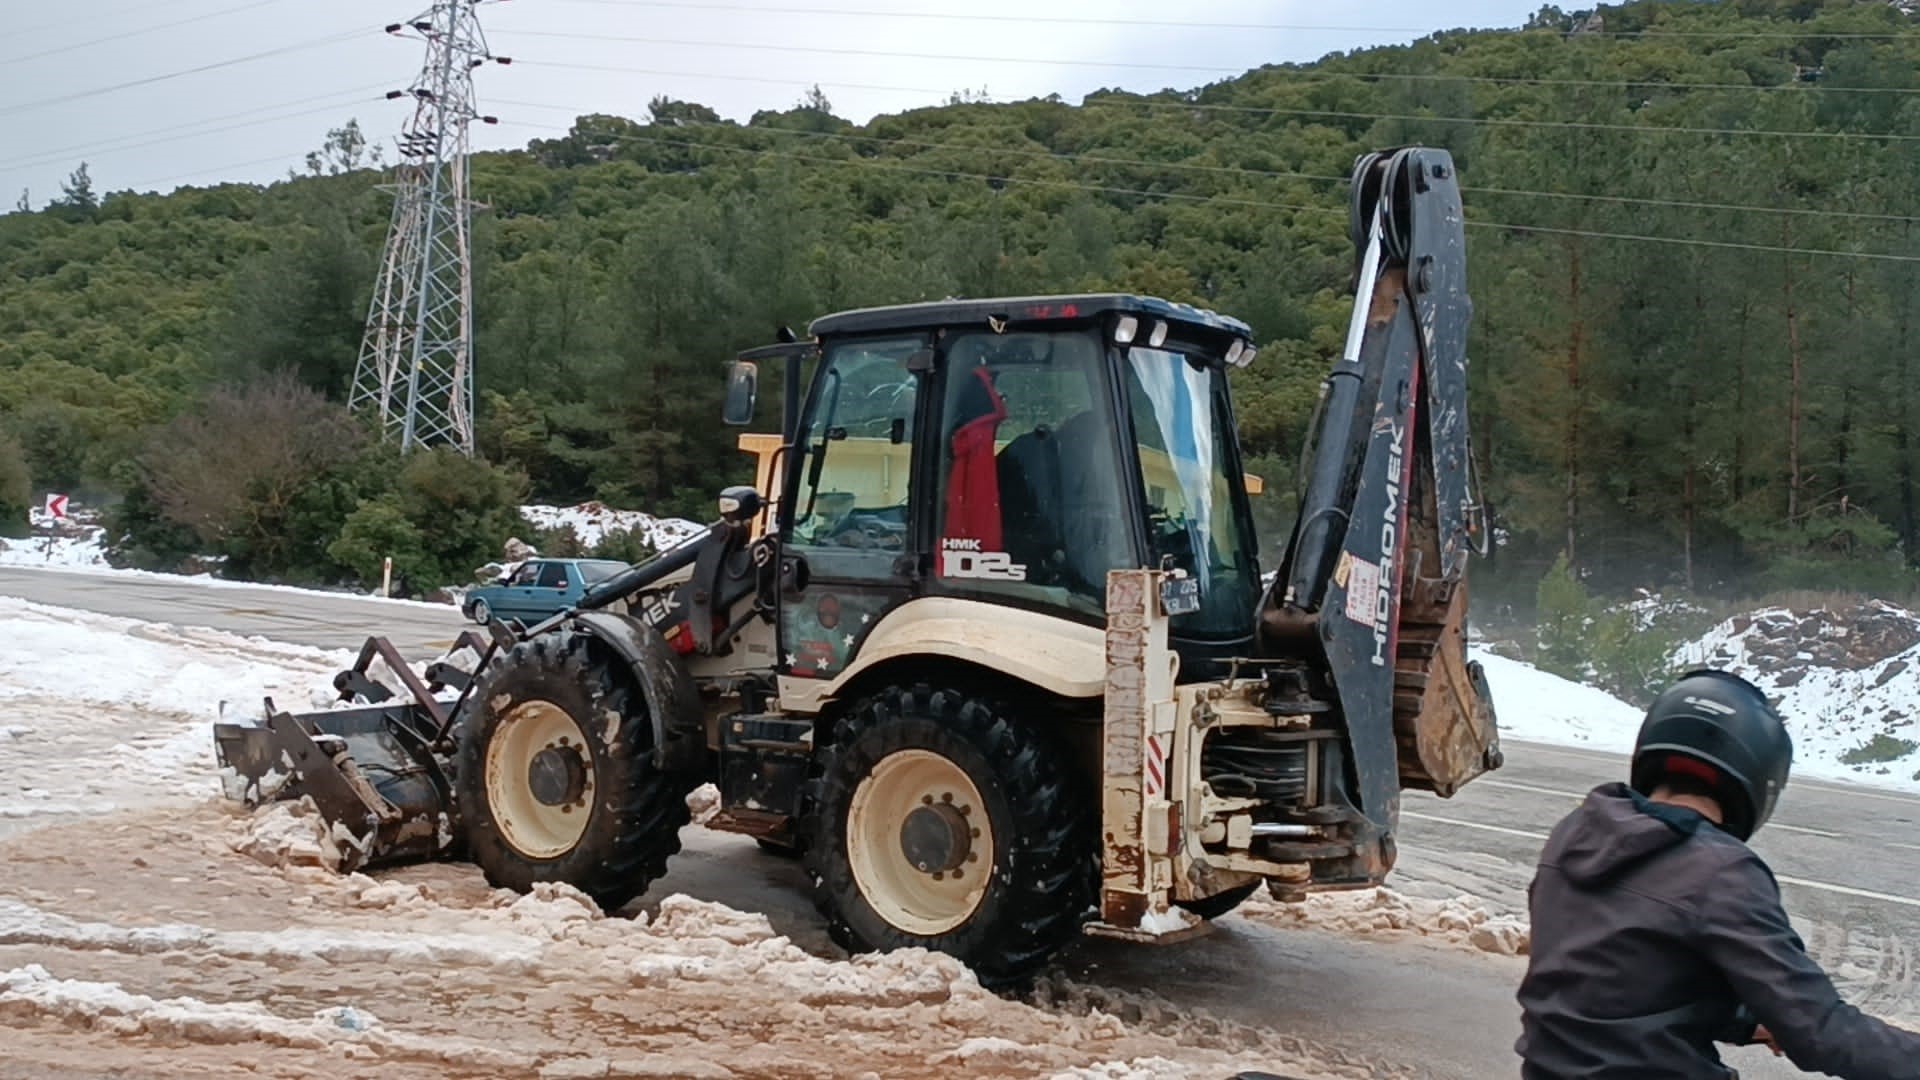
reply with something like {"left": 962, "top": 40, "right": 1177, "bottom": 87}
{"left": 1261, "top": 147, "right": 1498, "bottom": 832}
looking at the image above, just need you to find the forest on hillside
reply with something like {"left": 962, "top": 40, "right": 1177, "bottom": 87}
{"left": 1, "top": 0, "right": 1917, "bottom": 607}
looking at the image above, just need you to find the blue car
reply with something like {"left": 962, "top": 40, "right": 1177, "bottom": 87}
{"left": 463, "top": 558, "right": 631, "bottom": 624}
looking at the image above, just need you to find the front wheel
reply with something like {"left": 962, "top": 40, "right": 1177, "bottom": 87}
{"left": 455, "top": 632, "right": 696, "bottom": 911}
{"left": 804, "top": 685, "right": 1094, "bottom": 987}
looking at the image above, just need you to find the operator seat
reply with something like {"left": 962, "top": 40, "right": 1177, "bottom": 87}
{"left": 996, "top": 425, "right": 1063, "bottom": 580}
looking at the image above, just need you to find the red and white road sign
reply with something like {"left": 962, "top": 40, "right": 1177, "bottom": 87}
{"left": 44, "top": 494, "right": 68, "bottom": 521}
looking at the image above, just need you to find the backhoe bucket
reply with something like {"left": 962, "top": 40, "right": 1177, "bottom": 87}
{"left": 212, "top": 633, "right": 492, "bottom": 872}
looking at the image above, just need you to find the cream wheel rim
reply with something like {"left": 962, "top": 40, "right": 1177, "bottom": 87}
{"left": 485, "top": 701, "right": 595, "bottom": 859}
{"left": 846, "top": 748, "right": 994, "bottom": 936}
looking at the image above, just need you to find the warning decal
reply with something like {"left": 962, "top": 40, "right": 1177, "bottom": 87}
{"left": 1144, "top": 734, "right": 1168, "bottom": 798}
{"left": 1343, "top": 556, "right": 1381, "bottom": 625}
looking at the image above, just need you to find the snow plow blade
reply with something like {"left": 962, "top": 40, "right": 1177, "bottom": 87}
{"left": 212, "top": 633, "right": 492, "bottom": 872}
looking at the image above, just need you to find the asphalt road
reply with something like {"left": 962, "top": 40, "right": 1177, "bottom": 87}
{"left": 5, "top": 564, "right": 1916, "bottom": 1078}
{"left": 0, "top": 566, "right": 471, "bottom": 657}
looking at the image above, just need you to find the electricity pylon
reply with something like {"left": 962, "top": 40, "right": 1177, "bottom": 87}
{"left": 349, "top": 0, "right": 506, "bottom": 454}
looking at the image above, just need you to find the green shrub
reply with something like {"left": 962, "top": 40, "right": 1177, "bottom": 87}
{"left": 589, "top": 526, "right": 659, "bottom": 565}
{"left": 327, "top": 496, "right": 434, "bottom": 594}
{"left": 1535, "top": 552, "right": 1591, "bottom": 681}
{"left": 1842, "top": 734, "right": 1918, "bottom": 766}
{"left": 0, "top": 433, "right": 32, "bottom": 539}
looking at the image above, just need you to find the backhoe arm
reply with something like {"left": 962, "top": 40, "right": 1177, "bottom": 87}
{"left": 1262, "top": 147, "right": 1499, "bottom": 832}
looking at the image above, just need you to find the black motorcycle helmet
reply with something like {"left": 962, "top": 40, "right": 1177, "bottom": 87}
{"left": 1629, "top": 669, "right": 1793, "bottom": 842}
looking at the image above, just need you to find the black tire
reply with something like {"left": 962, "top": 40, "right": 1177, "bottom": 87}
{"left": 1174, "top": 880, "right": 1262, "bottom": 921}
{"left": 468, "top": 598, "right": 492, "bottom": 624}
{"left": 455, "top": 631, "right": 695, "bottom": 911}
{"left": 804, "top": 684, "right": 1095, "bottom": 987}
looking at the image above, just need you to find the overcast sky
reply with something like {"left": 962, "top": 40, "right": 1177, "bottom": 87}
{"left": 1, "top": 0, "right": 1543, "bottom": 209}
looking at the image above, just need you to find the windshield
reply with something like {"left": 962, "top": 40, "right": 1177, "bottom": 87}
{"left": 1123, "top": 347, "right": 1260, "bottom": 638}
{"left": 578, "top": 560, "right": 630, "bottom": 584}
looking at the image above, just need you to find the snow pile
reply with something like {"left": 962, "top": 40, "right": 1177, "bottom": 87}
{"left": 0, "top": 964, "right": 535, "bottom": 1069}
{"left": 1469, "top": 646, "right": 1644, "bottom": 753}
{"left": 230, "top": 800, "right": 350, "bottom": 872}
{"left": 686, "top": 782, "right": 721, "bottom": 824}
{"left": 1675, "top": 600, "right": 1920, "bottom": 791}
{"left": 1245, "top": 887, "right": 1529, "bottom": 957}
{"left": 519, "top": 502, "right": 702, "bottom": 552}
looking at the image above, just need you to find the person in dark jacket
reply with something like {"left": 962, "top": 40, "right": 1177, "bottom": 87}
{"left": 1516, "top": 669, "right": 1920, "bottom": 1079}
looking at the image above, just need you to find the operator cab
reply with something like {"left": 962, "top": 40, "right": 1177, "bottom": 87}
{"left": 731, "top": 295, "right": 1264, "bottom": 681}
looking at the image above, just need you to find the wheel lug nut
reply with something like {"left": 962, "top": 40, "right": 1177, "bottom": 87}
{"left": 967, "top": 852, "right": 979, "bottom": 863}
{"left": 970, "top": 827, "right": 981, "bottom": 838}
{"left": 941, "top": 792, "right": 953, "bottom": 803}
{"left": 921, "top": 795, "right": 934, "bottom": 805}
{"left": 932, "top": 871, "right": 945, "bottom": 881}
{"left": 951, "top": 867, "right": 963, "bottom": 879}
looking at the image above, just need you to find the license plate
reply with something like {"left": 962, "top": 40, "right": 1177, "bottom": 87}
{"left": 1160, "top": 576, "right": 1201, "bottom": 616}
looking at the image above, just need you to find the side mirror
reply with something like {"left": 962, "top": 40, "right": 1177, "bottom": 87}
{"left": 723, "top": 360, "right": 758, "bottom": 425}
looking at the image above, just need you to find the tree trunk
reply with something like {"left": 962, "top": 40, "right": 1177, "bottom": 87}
{"left": 1565, "top": 240, "right": 1584, "bottom": 566}
{"left": 1728, "top": 300, "right": 1748, "bottom": 505}
{"left": 1898, "top": 256, "right": 1917, "bottom": 565}
{"left": 1835, "top": 270, "right": 1858, "bottom": 499}
{"left": 1783, "top": 224, "right": 1804, "bottom": 524}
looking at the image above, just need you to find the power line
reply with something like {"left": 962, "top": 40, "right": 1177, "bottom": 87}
{"left": 10, "top": 0, "right": 195, "bottom": 39}
{"left": 1459, "top": 218, "right": 1920, "bottom": 262}
{"left": 0, "top": 29, "right": 375, "bottom": 119}
{"left": 495, "top": 97, "right": 1920, "bottom": 225}
{"left": 498, "top": 120, "right": 1920, "bottom": 263}
{"left": 2, "top": 0, "right": 290, "bottom": 65}
{"left": 125, "top": 148, "right": 323, "bottom": 191}
{"left": 513, "top": 57, "right": 1920, "bottom": 142}
{"left": 0, "top": 87, "right": 388, "bottom": 173}
{"left": 1104, "top": 96, "right": 1920, "bottom": 142}
{"left": 500, "top": 28, "right": 1920, "bottom": 96}
{"left": 540, "top": 1, "right": 1920, "bottom": 41}
{"left": 1464, "top": 185, "right": 1920, "bottom": 225}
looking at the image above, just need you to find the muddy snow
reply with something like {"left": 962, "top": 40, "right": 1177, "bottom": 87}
{"left": 1241, "top": 889, "right": 1530, "bottom": 958}
{"left": 0, "top": 595, "right": 1449, "bottom": 1080}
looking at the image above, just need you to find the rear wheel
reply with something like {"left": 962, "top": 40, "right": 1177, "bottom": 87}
{"left": 456, "top": 632, "right": 695, "bottom": 910}
{"left": 468, "top": 598, "right": 492, "bottom": 624}
{"left": 804, "top": 684, "right": 1094, "bottom": 987}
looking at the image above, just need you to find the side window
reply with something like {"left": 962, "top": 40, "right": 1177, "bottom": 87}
{"left": 789, "top": 338, "right": 922, "bottom": 555}
{"left": 932, "top": 330, "right": 1131, "bottom": 618}
{"left": 536, "top": 562, "right": 570, "bottom": 589}
{"left": 510, "top": 563, "right": 541, "bottom": 586}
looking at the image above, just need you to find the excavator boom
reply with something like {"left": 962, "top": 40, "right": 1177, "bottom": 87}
{"left": 1263, "top": 146, "right": 1498, "bottom": 826}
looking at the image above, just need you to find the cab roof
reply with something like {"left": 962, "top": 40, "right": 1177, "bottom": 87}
{"left": 807, "top": 293, "right": 1253, "bottom": 340}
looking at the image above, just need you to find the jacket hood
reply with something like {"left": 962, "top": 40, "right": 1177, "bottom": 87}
{"left": 1552, "top": 782, "right": 1713, "bottom": 886}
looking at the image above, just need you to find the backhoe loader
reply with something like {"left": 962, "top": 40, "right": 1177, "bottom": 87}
{"left": 215, "top": 144, "right": 1502, "bottom": 985}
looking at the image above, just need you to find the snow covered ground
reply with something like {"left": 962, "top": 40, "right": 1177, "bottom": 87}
{"left": 0, "top": 505, "right": 109, "bottom": 569}
{"left": 0, "top": 595, "right": 1390, "bottom": 1079}
{"left": 1676, "top": 600, "right": 1920, "bottom": 794}
{"left": 1475, "top": 597, "right": 1920, "bottom": 793}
